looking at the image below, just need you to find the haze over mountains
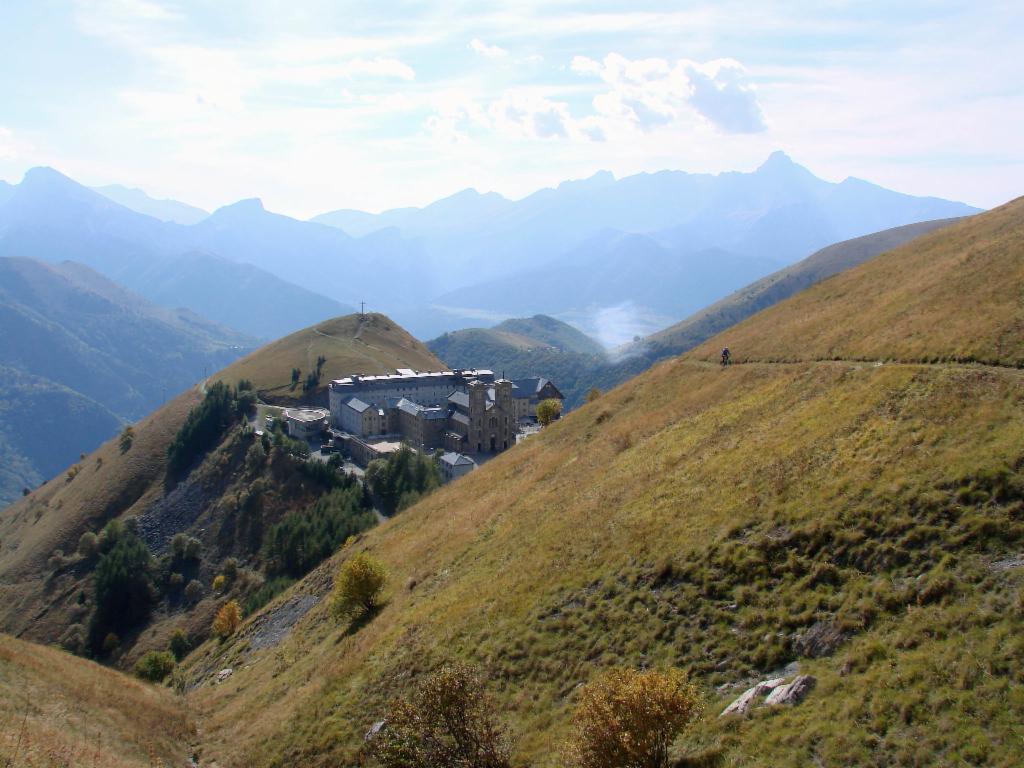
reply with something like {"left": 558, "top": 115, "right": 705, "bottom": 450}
{"left": 0, "top": 153, "right": 980, "bottom": 345}
{"left": 93, "top": 183, "right": 210, "bottom": 225}
{"left": 0, "top": 257, "right": 254, "bottom": 505}
{"left": 0, "top": 168, "right": 351, "bottom": 340}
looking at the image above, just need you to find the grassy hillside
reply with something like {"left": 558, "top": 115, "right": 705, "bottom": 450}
{"left": 216, "top": 312, "right": 446, "bottom": 404}
{"left": 0, "top": 634, "right": 192, "bottom": 766}
{"left": 641, "top": 218, "right": 960, "bottom": 359}
{"left": 428, "top": 222, "right": 966, "bottom": 412}
{"left": 0, "top": 389, "right": 200, "bottom": 645}
{"left": 182, "top": 197, "right": 1024, "bottom": 767}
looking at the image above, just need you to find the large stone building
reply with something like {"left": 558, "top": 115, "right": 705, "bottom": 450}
{"left": 329, "top": 368, "right": 561, "bottom": 457}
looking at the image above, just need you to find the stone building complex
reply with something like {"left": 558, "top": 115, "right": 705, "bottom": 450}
{"left": 329, "top": 368, "right": 562, "bottom": 457}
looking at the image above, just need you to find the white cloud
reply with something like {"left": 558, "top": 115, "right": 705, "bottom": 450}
{"left": 0, "top": 127, "right": 18, "bottom": 160}
{"left": 469, "top": 38, "right": 508, "bottom": 59}
{"left": 683, "top": 59, "right": 766, "bottom": 134}
{"left": 573, "top": 53, "right": 765, "bottom": 134}
{"left": 489, "top": 92, "right": 573, "bottom": 140}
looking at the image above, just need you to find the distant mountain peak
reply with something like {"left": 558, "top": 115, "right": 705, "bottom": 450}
{"left": 211, "top": 198, "right": 266, "bottom": 217}
{"left": 756, "top": 150, "right": 798, "bottom": 173}
{"left": 556, "top": 169, "right": 615, "bottom": 192}
{"left": 21, "top": 166, "right": 80, "bottom": 190}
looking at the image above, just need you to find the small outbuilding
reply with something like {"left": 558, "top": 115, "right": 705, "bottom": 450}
{"left": 283, "top": 407, "right": 329, "bottom": 440}
{"left": 439, "top": 451, "right": 477, "bottom": 483}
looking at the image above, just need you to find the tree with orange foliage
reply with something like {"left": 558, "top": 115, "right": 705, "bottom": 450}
{"left": 565, "top": 668, "right": 703, "bottom": 768}
{"left": 212, "top": 600, "right": 242, "bottom": 639}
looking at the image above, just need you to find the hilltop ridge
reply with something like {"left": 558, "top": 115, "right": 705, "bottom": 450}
{"left": 215, "top": 312, "right": 446, "bottom": 404}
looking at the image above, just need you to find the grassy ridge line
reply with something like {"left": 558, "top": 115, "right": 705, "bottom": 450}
{"left": 642, "top": 217, "right": 961, "bottom": 358}
{"left": 187, "top": 358, "right": 1024, "bottom": 766}
{"left": 691, "top": 196, "right": 1024, "bottom": 367}
{"left": 214, "top": 313, "right": 446, "bottom": 403}
{"left": 0, "top": 633, "right": 192, "bottom": 766}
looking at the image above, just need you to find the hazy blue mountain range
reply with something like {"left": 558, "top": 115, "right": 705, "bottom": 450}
{"left": 93, "top": 183, "right": 209, "bottom": 225}
{"left": 0, "top": 256, "right": 257, "bottom": 505}
{"left": 0, "top": 168, "right": 352, "bottom": 339}
{"left": 432, "top": 216, "right": 968, "bottom": 414}
{"left": 0, "top": 155, "right": 981, "bottom": 344}
{"left": 313, "top": 152, "right": 981, "bottom": 340}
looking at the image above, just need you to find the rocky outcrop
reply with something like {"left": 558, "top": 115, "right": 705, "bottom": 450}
{"left": 793, "top": 621, "right": 848, "bottom": 658}
{"left": 720, "top": 674, "right": 816, "bottom": 716}
{"left": 763, "top": 675, "right": 816, "bottom": 706}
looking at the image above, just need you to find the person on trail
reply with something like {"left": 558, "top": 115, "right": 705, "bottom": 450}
{"left": 721, "top": 347, "right": 731, "bottom": 366}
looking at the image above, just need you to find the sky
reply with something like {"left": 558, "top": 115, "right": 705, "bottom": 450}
{"left": 0, "top": 0, "right": 1021, "bottom": 218}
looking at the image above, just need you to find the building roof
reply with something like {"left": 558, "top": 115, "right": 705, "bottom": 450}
{"left": 512, "top": 377, "right": 563, "bottom": 400}
{"left": 342, "top": 397, "right": 372, "bottom": 414}
{"left": 331, "top": 368, "right": 498, "bottom": 388}
{"left": 448, "top": 391, "right": 470, "bottom": 409}
{"left": 395, "top": 397, "right": 424, "bottom": 416}
{"left": 283, "top": 408, "right": 329, "bottom": 422}
{"left": 440, "top": 452, "right": 476, "bottom": 467}
{"left": 451, "top": 411, "right": 470, "bottom": 426}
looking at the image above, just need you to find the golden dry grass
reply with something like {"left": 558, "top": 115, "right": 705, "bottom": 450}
{"left": 692, "top": 196, "right": 1024, "bottom": 366}
{"left": 183, "top": 199, "right": 1024, "bottom": 766}
{"left": 0, "top": 634, "right": 192, "bottom": 767}
{"left": 214, "top": 313, "right": 446, "bottom": 403}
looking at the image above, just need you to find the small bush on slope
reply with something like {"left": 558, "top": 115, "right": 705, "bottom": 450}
{"left": 363, "top": 664, "right": 512, "bottom": 768}
{"left": 566, "top": 668, "right": 702, "bottom": 768}
{"left": 331, "top": 553, "right": 387, "bottom": 620}
{"left": 213, "top": 600, "right": 242, "bottom": 639}
{"left": 135, "top": 650, "right": 175, "bottom": 682}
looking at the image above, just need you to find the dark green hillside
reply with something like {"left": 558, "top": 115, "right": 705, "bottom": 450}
{"left": 490, "top": 314, "right": 608, "bottom": 355}
{"left": 428, "top": 316, "right": 645, "bottom": 407}
{"left": 0, "top": 312, "right": 427, "bottom": 666}
{"left": 0, "top": 366, "right": 122, "bottom": 505}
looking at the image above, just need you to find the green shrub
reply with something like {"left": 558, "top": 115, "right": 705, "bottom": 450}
{"left": 331, "top": 552, "right": 387, "bottom": 620}
{"left": 184, "top": 579, "right": 204, "bottom": 602}
{"left": 169, "top": 629, "right": 190, "bottom": 661}
{"left": 134, "top": 650, "right": 175, "bottom": 682}
{"left": 77, "top": 531, "right": 98, "bottom": 559}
